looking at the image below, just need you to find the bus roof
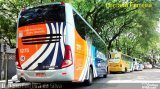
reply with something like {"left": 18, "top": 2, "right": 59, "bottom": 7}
{"left": 24, "top": 2, "right": 63, "bottom": 10}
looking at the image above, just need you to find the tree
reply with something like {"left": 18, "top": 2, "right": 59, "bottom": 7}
{"left": 72, "top": 0, "right": 160, "bottom": 52}
{"left": 0, "top": 0, "right": 160, "bottom": 66}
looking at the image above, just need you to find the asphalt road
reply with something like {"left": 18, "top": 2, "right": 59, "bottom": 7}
{"left": 1, "top": 69, "right": 160, "bottom": 89}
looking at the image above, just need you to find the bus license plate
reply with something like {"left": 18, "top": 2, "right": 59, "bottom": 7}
{"left": 36, "top": 73, "right": 46, "bottom": 77}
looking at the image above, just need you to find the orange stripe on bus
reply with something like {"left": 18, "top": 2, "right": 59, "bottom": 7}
{"left": 74, "top": 29, "right": 88, "bottom": 81}
{"left": 18, "top": 24, "right": 47, "bottom": 65}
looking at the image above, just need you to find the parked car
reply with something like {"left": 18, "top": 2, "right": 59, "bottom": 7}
{"left": 153, "top": 63, "right": 160, "bottom": 69}
{"left": 134, "top": 63, "right": 139, "bottom": 71}
{"left": 11, "top": 75, "right": 26, "bottom": 83}
{"left": 11, "top": 75, "right": 19, "bottom": 83}
{"left": 138, "top": 63, "right": 144, "bottom": 71}
{"left": 143, "top": 62, "right": 152, "bottom": 69}
{"left": 153, "top": 65, "right": 160, "bottom": 69}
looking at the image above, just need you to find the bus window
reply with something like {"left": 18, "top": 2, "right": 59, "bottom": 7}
{"left": 19, "top": 4, "right": 65, "bottom": 27}
{"left": 73, "top": 11, "right": 86, "bottom": 39}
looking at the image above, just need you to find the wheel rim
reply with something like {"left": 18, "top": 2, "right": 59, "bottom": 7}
{"left": 89, "top": 69, "right": 93, "bottom": 83}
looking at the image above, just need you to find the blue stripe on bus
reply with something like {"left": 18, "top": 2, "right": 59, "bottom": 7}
{"left": 62, "top": 22, "right": 66, "bottom": 43}
{"left": 55, "top": 42, "right": 63, "bottom": 69}
{"left": 34, "top": 22, "right": 66, "bottom": 70}
{"left": 55, "top": 22, "right": 65, "bottom": 69}
{"left": 58, "top": 22, "right": 61, "bottom": 33}
{"left": 35, "top": 23, "right": 56, "bottom": 70}
{"left": 24, "top": 23, "right": 52, "bottom": 70}
{"left": 36, "top": 44, "right": 56, "bottom": 70}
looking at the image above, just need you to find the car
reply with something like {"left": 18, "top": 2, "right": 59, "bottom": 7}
{"left": 138, "top": 64, "right": 144, "bottom": 71}
{"left": 11, "top": 75, "right": 27, "bottom": 83}
{"left": 11, "top": 75, "right": 19, "bottom": 83}
{"left": 153, "top": 64, "right": 160, "bottom": 69}
{"left": 134, "top": 64, "right": 139, "bottom": 71}
{"left": 153, "top": 63, "right": 160, "bottom": 69}
{"left": 143, "top": 62, "right": 152, "bottom": 69}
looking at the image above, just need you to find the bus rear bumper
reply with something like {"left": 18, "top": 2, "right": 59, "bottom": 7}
{"left": 16, "top": 66, "right": 74, "bottom": 82}
{"left": 109, "top": 67, "right": 124, "bottom": 72}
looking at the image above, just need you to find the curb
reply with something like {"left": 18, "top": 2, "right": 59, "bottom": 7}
{"left": 0, "top": 80, "right": 12, "bottom": 83}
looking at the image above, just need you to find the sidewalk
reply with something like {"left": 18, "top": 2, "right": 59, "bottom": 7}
{"left": 0, "top": 80, "right": 12, "bottom": 83}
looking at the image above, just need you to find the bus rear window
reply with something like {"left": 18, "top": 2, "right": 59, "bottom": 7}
{"left": 18, "top": 4, "right": 65, "bottom": 27}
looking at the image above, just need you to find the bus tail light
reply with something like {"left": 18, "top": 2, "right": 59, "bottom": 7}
{"left": 61, "top": 45, "right": 73, "bottom": 68}
{"left": 61, "top": 2, "right": 65, "bottom": 5}
{"left": 16, "top": 48, "right": 22, "bottom": 69}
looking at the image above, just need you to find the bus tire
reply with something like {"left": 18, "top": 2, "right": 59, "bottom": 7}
{"left": 103, "top": 67, "right": 108, "bottom": 78}
{"left": 125, "top": 67, "right": 127, "bottom": 73}
{"left": 85, "top": 67, "right": 93, "bottom": 86}
{"left": 103, "top": 73, "right": 107, "bottom": 78}
{"left": 20, "top": 77, "right": 26, "bottom": 83}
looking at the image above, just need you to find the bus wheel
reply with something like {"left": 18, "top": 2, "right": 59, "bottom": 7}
{"left": 20, "top": 77, "right": 26, "bottom": 83}
{"left": 103, "top": 72, "right": 108, "bottom": 78}
{"left": 103, "top": 68, "right": 108, "bottom": 78}
{"left": 85, "top": 67, "right": 93, "bottom": 86}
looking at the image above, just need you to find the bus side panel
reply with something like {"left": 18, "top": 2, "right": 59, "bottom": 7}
{"left": 120, "top": 59, "right": 125, "bottom": 72}
{"left": 122, "top": 59, "right": 128, "bottom": 71}
{"left": 74, "top": 30, "right": 88, "bottom": 82}
{"left": 65, "top": 3, "right": 76, "bottom": 80}
{"left": 96, "top": 52, "right": 107, "bottom": 76}
{"left": 66, "top": 3, "right": 89, "bottom": 82}
{"left": 128, "top": 60, "right": 132, "bottom": 71}
{"left": 91, "top": 46, "right": 98, "bottom": 78}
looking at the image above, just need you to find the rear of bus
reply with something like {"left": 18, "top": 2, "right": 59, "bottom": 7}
{"left": 109, "top": 52, "right": 125, "bottom": 72}
{"left": 16, "top": 3, "right": 74, "bottom": 82}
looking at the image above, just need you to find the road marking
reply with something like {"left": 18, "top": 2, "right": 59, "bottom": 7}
{"left": 106, "top": 80, "right": 160, "bottom": 83}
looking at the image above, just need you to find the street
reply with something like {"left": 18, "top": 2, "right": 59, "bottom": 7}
{"left": 0, "top": 69, "right": 160, "bottom": 89}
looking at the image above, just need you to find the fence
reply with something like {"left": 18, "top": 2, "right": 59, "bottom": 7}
{"left": 0, "top": 52, "right": 16, "bottom": 80}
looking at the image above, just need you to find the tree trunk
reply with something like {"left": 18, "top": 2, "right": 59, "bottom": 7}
{"left": 1, "top": 52, "right": 5, "bottom": 80}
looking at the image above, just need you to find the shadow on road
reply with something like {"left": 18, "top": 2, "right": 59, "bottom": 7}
{"left": 5, "top": 77, "right": 114, "bottom": 89}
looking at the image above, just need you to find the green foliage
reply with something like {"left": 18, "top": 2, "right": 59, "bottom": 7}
{"left": 72, "top": 0, "right": 160, "bottom": 64}
{"left": 0, "top": 0, "right": 160, "bottom": 64}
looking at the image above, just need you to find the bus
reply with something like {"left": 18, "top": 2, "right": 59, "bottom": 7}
{"left": 108, "top": 52, "right": 134, "bottom": 73}
{"left": 16, "top": 2, "right": 108, "bottom": 85}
